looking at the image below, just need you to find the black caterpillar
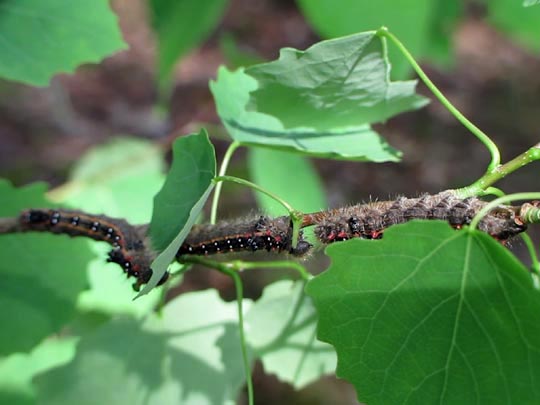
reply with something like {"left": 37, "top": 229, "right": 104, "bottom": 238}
{"left": 177, "top": 216, "right": 312, "bottom": 257}
{"left": 17, "top": 209, "right": 168, "bottom": 291}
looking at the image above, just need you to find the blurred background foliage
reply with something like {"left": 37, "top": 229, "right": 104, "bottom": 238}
{"left": 1, "top": 0, "right": 540, "bottom": 403}
{"left": 2, "top": 0, "right": 540, "bottom": 200}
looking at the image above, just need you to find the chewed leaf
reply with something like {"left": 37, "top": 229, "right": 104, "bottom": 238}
{"left": 245, "top": 32, "right": 427, "bottom": 129}
{"left": 211, "top": 31, "right": 428, "bottom": 161}
{"left": 149, "top": 130, "right": 216, "bottom": 252}
{"left": 142, "top": 130, "right": 216, "bottom": 296}
{"left": 296, "top": 0, "right": 462, "bottom": 76}
{"left": 306, "top": 220, "right": 540, "bottom": 404}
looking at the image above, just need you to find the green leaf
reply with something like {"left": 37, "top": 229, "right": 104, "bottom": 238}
{"left": 142, "top": 130, "right": 216, "bottom": 296}
{"left": 64, "top": 137, "right": 165, "bottom": 223}
{"left": 0, "top": 180, "right": 93, "bottom": 356}
{"left": 488, "top": 0, "right": 540, "bottom": 51}
{"left": 0, "top": 337, "right": 77, "bottom": 405}
{"left": 0, "top": 0, "right": 127, "bottom": 86}
{"left": 36, "top": 290, "right": 250, "bottom": 405}
{"left": 523, "top": 0, "right": 540, "bottom": 6}
{"left": 149, "top": 131, "right": 216, "bottom": 251}
{"left": 296, "top": 0, "right": 449, "bottom": 78}
{"left": 77, "top": 245, "right": 163, "bottom": 318}
{"left": 306, "top": 221, "right": 540, "bottom": 404}
{"left": 247, "top": 148, "right": 326, "bottom": 216}
{"left": 144, "top": 184, "right": 214, "bottom": 297}
{"left": 149, "top": 0, "right": 228, "bottom": 86}
{"left": 58, "top": 138, "right": 166, "bottom": 317}
{"left": 210, "top": 31, "right": 428, "bottom": 161}
{"left": 246, "top": 280, "right": 336, "bottom": 389}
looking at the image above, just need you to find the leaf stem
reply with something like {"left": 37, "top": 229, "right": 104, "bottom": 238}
{"left": 520, "top": 233, "right": 540, "bottom": 275}
{"left": 226, "top": 269, "right": 254, "bottom": 405}
{"left": 455, "top": 144, "right": 540, "bottom": 197}
{"left": 230, "top": 260, "right": 312, "bottom": 281}
{"left": 210, "top": 141, "right": 241, "bottom": 224}
{"left": 480, "top": 187, "right": 505, "bottom": 198}
{"left": 176, "top": 256, "right": 254, "bottom": 405}
{"left": 214, "top": 175, "right": 294, "bottom": 212}
{"left": 469, "top": 192, "right": 540, "bottom": 231}
{"left": 378, "top": 27, "right": 501, "bottom": 172}
{"left": 179, "top": 255, "right": 311, "bottom": 281}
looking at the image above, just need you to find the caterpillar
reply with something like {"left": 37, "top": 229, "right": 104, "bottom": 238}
{"left": 17, "top": 209, "right": 168, "bottom": 291}
{"left": 176, "top": 215, "right": 312, "bottom": 258}
{"left": 304, "top": 192, "right": 526, "bottom": 243}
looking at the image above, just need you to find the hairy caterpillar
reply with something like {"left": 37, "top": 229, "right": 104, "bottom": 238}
{"left": 176, "top": 215, "right": 312, "bottom": 258}
{"left": 17, "top": 209, "right": 168, "bottom": 291}
{"left": 305, "top": 192, "right": 526, "bottom": 243}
